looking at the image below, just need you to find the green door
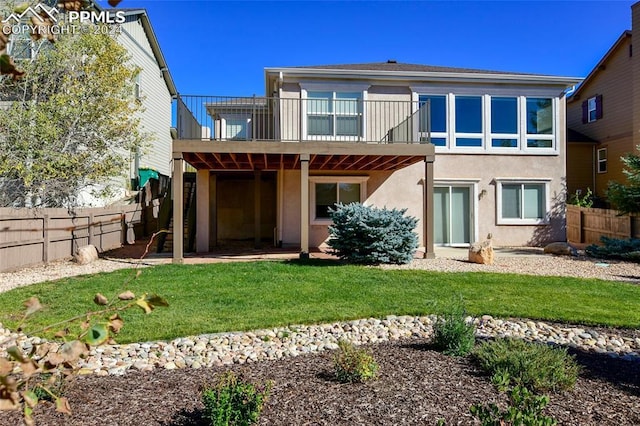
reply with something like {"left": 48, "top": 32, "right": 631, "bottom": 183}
{"left": 434, "top": 186, "right": 472, "bottom": 245}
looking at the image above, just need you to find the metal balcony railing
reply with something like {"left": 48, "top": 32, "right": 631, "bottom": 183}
{"left": 175, "top": 95, "right": 431, "bottom": 144}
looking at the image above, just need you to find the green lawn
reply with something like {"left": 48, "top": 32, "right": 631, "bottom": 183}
{"left": 0, "top": 260, "right": 638, "bottom": 344}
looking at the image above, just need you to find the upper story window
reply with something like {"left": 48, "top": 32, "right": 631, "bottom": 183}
{"left": 582, "top": 95, "right": 603, "bottom": 123}
{"left": 307, "top": 91, "right": 362, "bottom": 138}
{"left": 419, "top": 95, "right": 447, "bottom": 146}
{"left": 491, "top": 97, "right": 519, "bottom": 148}
{"left": 226, "top": 118, "right": 248, "bottom": 140}
{"left": 525, "top": 98, "right": 554, "bottom": 148}
{"left": 454, "top": 95, "right": 483, "bottom": 147}
{"left": 415, "top": 92, "right": 557, "bottom": 153}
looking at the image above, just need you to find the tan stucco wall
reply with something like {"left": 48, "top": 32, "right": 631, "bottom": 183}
{"left": 280, "top": 165, "right": 427, "bottom": 248}
{"left": 272, "top": 81, "right": 569, "bottom": 248}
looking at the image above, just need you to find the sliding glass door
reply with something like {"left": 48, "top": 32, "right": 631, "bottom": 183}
{"left": 434, "top": 185, "right": 472, "bottom": 245}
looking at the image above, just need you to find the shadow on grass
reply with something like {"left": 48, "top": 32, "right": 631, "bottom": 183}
{"left": 284, "top": 258, "right": 347, "bottom": 267}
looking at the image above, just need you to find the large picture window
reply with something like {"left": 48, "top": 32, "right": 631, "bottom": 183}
{"left": 497, "top": 180, "right": 549, "bottom": 224}
{"left": 307, "top": 91, "right": 362, "bottom": 138}
{"left": 310, "top": 176, "right": 368, "bottom": 223}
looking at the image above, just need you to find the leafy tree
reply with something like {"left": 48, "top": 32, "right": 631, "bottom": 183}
{"left": 606, "top": 146, "right": 640, "bottom": 214}
{"left": 0, "top": 28, "right": 147, "bottom": 207}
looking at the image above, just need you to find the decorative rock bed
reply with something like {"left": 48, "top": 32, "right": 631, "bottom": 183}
{"left": 2, "top": 315, "right": 638, "bottom": 377}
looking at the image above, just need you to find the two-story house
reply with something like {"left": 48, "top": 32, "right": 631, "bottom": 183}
{"left": 567, "top": 2, "right": 640, "bottom": 203}
{"left": 172, "top": 62, "right": 579, "bottom": 262}
{"left": 4, "top": 2, "right": 177, "bottom": 204}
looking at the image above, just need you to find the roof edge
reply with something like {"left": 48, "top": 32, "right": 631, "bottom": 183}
{"left": 265, "top": 66, "right": 581, "bottom": 87}
{"left": 568, "top": 30, "right": 631, "bottom": 101}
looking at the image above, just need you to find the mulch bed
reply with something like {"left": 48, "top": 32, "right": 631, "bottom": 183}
{"left": 2, "top": 338, "right": 639, "bottom": 425}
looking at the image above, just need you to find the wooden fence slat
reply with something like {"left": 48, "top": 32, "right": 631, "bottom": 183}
{"left": 566, "top": 205, "right": 639, "bottom": 246}
{"left": 0, "top": 202, "right": 157, "bottom": 272}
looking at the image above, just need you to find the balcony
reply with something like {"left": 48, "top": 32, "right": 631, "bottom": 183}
{"left": 175, "top": 95, "right": 432, "bottom": 144}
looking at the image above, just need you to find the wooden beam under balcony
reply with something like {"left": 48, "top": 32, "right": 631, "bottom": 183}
{"left": 174, "top": 140, "right": 434, "bottom": 172}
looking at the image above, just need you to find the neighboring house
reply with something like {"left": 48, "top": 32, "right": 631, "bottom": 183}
{"left": 173, "top": 61, "right": 578, "bottom": 261}
{"left": 567, "top": 2, "right": 640, "bottom": 202}
{"left": 3, "top": 2, "right": 177, "bottom": 204}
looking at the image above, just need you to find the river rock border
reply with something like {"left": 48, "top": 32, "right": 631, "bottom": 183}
{"left": 2, "top": 315, "right": 639, "bottom": 377}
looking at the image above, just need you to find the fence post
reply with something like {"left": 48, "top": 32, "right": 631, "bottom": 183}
{"left": 577, "top": 208, "right": 584, "bottom": 243}
{"left": 43, "top": 214, "right": 50, "bottom": 263}
{"left": 88, "top": 213, "right": 94, "bottom": 248}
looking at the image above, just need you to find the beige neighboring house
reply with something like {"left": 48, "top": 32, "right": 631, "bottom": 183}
{"left": 567, "top": 2, "right": 640, "bottom": 203}
{"left": 4, "top": 2, "right": 177, "bottom": 204}
{"left": 173, "top": 61, "right": 579, "bottom": 261}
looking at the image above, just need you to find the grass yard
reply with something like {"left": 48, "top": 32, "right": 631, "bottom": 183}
{"left": 0, "top": 260, "right": 638, "bottom": 344}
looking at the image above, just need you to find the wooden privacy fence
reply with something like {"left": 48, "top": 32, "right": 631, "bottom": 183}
{"left": 0, "top": 199, "right": 161, "bottom": 272}
{"left": 566, "top": 205, "right": 640, "bottom": 246}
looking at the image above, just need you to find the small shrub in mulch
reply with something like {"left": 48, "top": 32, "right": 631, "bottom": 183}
{"left": 201, "top": 371, "right": 271, "bottom": 426}
{"left": 431, "top": 301, "right": 476, "bottom": 357}
{"left": 333, "top": 339, "right": 379, "bottom": 383}
{"left": 472, "top": 338, "right": 580, "bottom": 393}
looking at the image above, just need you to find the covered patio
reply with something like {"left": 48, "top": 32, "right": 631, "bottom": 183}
{"left": 171, "top": 140, "right": 435, "bottom": 263}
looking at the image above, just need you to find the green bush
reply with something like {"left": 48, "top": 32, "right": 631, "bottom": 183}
{"left": 472, "top": 338, "right": 580, "bottom": 393}
{"left": 201, "top": 372, "right": 271, "bottom": 426}
{"left": 470, "top": 385, "right": 557, "bottom": 426}
{"left": 432, "top": 302, "right": 476, "bottom": 356}
{"left": 328, "top": 202, "right": 418, "bottom": 264}
{"left": 585, "top": 236, "right": 640, "bottom": 262}
{"left": 333, "top": 339, "right": 379, "bottom": 383}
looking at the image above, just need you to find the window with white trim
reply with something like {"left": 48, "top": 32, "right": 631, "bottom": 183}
{"left": 454, "top": 95, "right": 483, "bottom": 147}
{"left": 415, "top": 93, "right": 557, "bottom": 153}
{"left": 525, "top": 98, "right": 554, "bottom": 148}
{"left": 307, "top": 91, "right": 362, "bottom": 138}
{"left": 496, "top": 180, "right": 549, "bottom": 224}
{"left": 490, "top": 97, "right": 519, "bottom": 148}
{"left": 418, "top": 95, "right": 447, "bottom": 146}
{"left": 310, "top": 176, "right": 368, "bottom": 223}
{"left": 597, "top": 148, "right": 607, "bottom": 173}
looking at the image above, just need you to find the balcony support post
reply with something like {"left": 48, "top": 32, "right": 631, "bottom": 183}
{"left": 196, "top": 169, "right": 210, "bottom": 253}
{"left": 172, "top": 156, "right": 184, "bottom": 264}
{"left": 254, "top": 169, "right": 262, "bottom": 249}
{"left": 300, "top": 154, "right": 310, "bottom": 259}
{"left": 423, "top": 156, "right": 435, "bottom": 259}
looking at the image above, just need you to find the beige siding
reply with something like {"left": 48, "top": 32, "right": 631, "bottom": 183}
{"left": 566, "top": 143, "right": 594, "bottom": 196}
{"left": 567, "top": 36, "right": 633, "bottom": 143}
{"left": 119, "top": 16, "right": 173, "bottom": 177}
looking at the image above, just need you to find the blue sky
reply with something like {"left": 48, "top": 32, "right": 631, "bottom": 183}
{"left": 97, "top": 1, "right": 636, "bottom": 96}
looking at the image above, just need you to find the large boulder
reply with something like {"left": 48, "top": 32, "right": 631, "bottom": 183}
{"left": 75, "top": 245, "right": 99, "bottom": 265}
{"left": 543, "top": 242, "right": 576, "bottom": 256}
{"left": 468, "top": 239, "right": 494, "bottom": 265}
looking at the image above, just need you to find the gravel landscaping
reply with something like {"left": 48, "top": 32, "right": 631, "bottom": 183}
{"left": 0, "top": 245, "right": 639, "bottom": 424}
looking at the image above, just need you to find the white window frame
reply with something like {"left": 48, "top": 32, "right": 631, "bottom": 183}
{"left": 452, "top": 94, "right": 484, "bottom": 150}
{"left": 524, "top": 97, "right": 556, "bottom": 152}
{"left": 488, "top": 96, "right": 520, "bottom": 151}
{"left": 434, "top": 179, "right": 480, "bottom": 246}
{"left": 309, "top": 176, "right": 368, "bottom": 225}
{"left": 412, "top": 89, "right": 559, "bottom": 155}
{"left": 597, "top": 148, "right": 607, "bottom": 173}
{"left": 495, "top": 178, "right": 551, "bottom": 225}
{"left": 220, "top": 114, "right": 251, "bottom": 140}
{"left": 588, "top": 97, "right": 597, "bottom": 123}
{"left": 417, "top": 94, "right": 449, "bottom": 147}
{"left": 300, "top": 83, "right": 369, "bottom": 142}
